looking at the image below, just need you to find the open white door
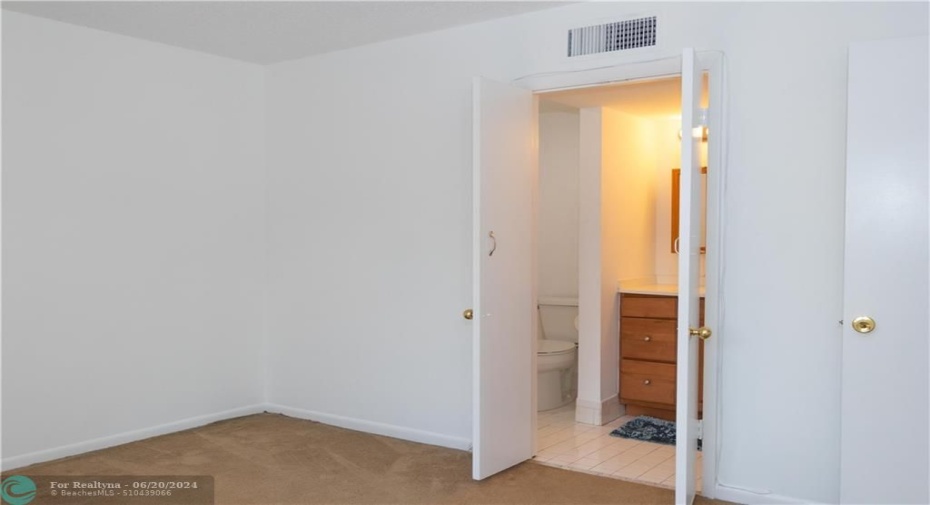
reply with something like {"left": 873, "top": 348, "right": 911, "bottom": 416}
{"left": 471, "top": 77, "right": 536, "bottom": 480}
{"left": 840, "top": 36, "right": 929, "bottom": 504}
{"left": 675, "top": 48, "right": 705, "bottom": 505}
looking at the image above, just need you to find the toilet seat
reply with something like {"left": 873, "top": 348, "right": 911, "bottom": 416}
{"left": 537, "top": 340, "right": 576, "bottom": 355}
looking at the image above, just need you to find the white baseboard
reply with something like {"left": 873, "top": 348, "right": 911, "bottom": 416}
{"left": 265, "top": 403, "right": 471, "bottom": 451}
{"left": 574, "top": 400, "right": 598, "bottom": 425}
{"left": 599, "top": 397, "right": 624, "bottom": 425}
{"left": 2, "top": 404, "right": 266, "bottom": 471}
{"left": 3, "top": 403, "right": 472, "bottom": 471}
{"left": 575, "top": 397, "right": 624, "bottom": 426}
{"left": 713, "top": 484, "right": 824, "bottom": 505}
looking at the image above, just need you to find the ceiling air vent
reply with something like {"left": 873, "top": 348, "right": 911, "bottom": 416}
{"left": 567, "top": 16, "right": 657, "bottom": 57}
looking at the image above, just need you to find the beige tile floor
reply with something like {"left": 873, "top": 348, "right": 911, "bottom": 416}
{"left": 532, "top": 403, "right": 702, "bottom": 492}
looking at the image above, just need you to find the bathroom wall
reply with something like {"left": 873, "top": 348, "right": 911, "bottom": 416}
{"left": 604, "top": 108, "right": 658, "bottom": 285}
{"left": 577, "top": 108, "right": 604, "bottom": 424}
{"left": 2, "top": 11, "right": 266, "bottom": 466}
{"left": 538, "top": 109, "right": 580, "bottom": 301}
{"left": 577, "top": 107, "right": 657, "bottom": 425}
{"left": 601, "top": 108, "right": 658, "bottom": 411}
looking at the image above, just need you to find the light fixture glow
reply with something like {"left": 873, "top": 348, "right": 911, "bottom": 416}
{"left": 678, "top": 126, "right": 709, "bottom": 141}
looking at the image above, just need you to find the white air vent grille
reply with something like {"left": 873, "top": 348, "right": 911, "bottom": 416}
{"left": 567, "top": 16, "right": 657, "bottom": 57}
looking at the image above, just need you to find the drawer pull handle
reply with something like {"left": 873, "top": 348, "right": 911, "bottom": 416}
{"left": 643, "top": 336, "right": 652, "bottom": 342}
{"left": 643, "top": 379, "right": 651, "bottom": 385}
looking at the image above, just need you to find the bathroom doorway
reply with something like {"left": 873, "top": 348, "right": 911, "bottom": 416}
{"left": 530, "top": 64, "right": 719, "bottom": 496}
{"left": 470, "top": 50, "right": 725, "bottom": 501}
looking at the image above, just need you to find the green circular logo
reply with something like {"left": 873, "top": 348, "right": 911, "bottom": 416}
{"left": 1, "top": 476, "right": 36, "bottom": 505}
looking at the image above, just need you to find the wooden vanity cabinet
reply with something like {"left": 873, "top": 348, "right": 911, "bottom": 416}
{"left": 619, "top": 293, "right": 704, "bottom": 421}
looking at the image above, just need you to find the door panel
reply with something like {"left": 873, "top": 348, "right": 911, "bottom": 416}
{"left": 675, "top": 48, "right": 702, "bottom": 505}
{"left": 471, "top": 77, "right": 536, "bottom": 480}
{"left": 840, "top": 36, "right": 929, "bottom": 504}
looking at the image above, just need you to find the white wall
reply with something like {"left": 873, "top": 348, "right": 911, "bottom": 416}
{"left": 2, "top": 12, "right": 266, "bottom": 465}
{"left": 263, "top": 29, "right": 477, "bottom": 446}
{"left": 263, "top": 2, "right": 928, "bottom": 503}
{"left": 602, "top": 107, "right": 658, "bottom": 413}
{"left": 604, "top": 107, "right": 657, "bottom": 285}
{"left": 538, "top": 110, "right": 580, "bottom": 301}
{"left": 577, "top": 108, "right": 603, "bottom": 423}
{"left": 578, "top": 107, "right": 658, "bottom": 425}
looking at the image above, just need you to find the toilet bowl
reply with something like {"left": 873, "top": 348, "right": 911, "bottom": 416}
{"left": 537, "top": 340, "right": 577, "bottom": 410}
{"left": 536, "top": 298, "right": 579, "bottom": 411}
{"left": 538, "top": 340, "right": 577, "bottom": 372}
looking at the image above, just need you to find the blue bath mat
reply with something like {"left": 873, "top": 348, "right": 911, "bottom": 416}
{"left": 610, "top": 416, "right": 676, "bottom": 445}
{"left": 610, "top": 415, "right": 702, "bottom": 450}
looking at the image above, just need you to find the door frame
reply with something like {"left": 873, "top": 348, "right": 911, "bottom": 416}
{"left": 518, "top": 50, "right": 726, "bottom": 499}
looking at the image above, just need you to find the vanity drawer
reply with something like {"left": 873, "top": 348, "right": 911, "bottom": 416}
{"left": 621, "top": 317, "right": 676, "bottom": 362}
{"left": 620, "top": 295, "right": 677, "bottom": 319}
{"left": 620, "top": 359, "right": 676, "bottom": 406}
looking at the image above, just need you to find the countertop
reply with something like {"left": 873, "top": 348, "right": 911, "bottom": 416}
{"left": 617, "top": 280, "right": 706, "bottom": 297}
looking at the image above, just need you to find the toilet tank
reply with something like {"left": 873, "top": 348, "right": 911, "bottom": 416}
{"left": 538, "top": 297, "right": 579, "bottom": 343}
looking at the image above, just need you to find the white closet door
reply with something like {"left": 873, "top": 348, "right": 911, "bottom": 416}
{"left": 840, "top": 35, "right": 929, "bottom": 504}
{"left": 471, "top": 76, "right": 536, "bottom": 480}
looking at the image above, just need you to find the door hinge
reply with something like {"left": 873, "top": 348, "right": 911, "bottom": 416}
{"left": 696, "top": 419, "right": 704, "bottom": 440}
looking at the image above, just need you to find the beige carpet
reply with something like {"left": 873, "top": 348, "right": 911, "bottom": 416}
{"left": 8, "top": 413, "right": 730, "bottom": 504}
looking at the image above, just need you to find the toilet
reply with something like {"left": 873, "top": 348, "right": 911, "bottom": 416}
{"left": 537, "top": 297, "right": 579, "bottom": 411}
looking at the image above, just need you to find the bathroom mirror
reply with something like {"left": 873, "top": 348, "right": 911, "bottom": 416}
{"left": 670, "top": 166, "right": 707, "bottom": 254}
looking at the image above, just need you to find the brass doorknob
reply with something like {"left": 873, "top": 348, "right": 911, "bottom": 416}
{"left": 689, "top": 327, "right": 712, "bottom": 340}
{"left": 851, "top": 316, "right": 875, "bottom": 334}
{"left": 463, "top": 309, "right": 474, "bottom": 320}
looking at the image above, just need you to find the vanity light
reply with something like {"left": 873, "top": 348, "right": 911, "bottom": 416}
{"left": 678, "top": 126, "right": 709, "bottom": 141}
{"left": 678, "top": 108, "right": 709, "bottom": 141}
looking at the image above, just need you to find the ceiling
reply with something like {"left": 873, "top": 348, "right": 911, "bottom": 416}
{"left": 2, "top": 1, "right": 568, "bottom": 64}
{"left": 540, "top": 75, "right": 710, "bottom": 117}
